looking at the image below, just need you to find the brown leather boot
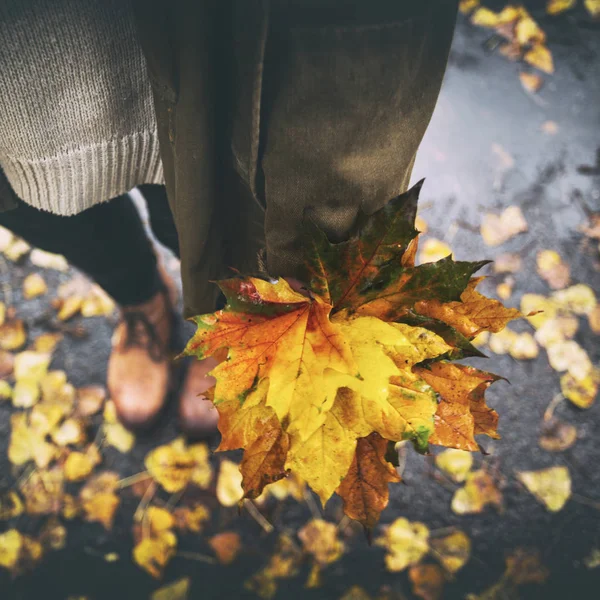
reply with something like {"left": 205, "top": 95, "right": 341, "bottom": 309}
{"left": 107, "top": 278, "right": 176, "bottom": 430}
{"left": 178, "top": 355, "right": 220, "bottom": 439}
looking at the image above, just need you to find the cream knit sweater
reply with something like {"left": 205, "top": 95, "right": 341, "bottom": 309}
{"left": 0, "top": 0, "right": 164, "bottom": 215}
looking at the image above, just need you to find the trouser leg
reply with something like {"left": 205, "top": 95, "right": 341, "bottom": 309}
{"left": 0, "top": 195, "right": 163, "bottom": 307}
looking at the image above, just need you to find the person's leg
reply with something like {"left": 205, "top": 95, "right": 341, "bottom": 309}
{"left": 137, "top": 183, "right": 219, "bottom": 438}
{"left": 0, "top": 194, "right": 173, "bottom": 428}
{"left": 0, "top": 195, "right": 163, "bottom": 306}
{"left": 138, "top": 183, "right": 181, "bottom": 258}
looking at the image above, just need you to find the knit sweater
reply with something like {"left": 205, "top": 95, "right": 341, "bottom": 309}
{"left": 0, "top": 0, "right": 164, "bottom": 215}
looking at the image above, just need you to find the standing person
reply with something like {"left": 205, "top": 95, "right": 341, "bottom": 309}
{"left": 0, "top": 0, "right": 459, "bottom": 435}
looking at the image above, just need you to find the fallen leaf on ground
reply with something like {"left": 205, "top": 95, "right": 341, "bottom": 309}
{"left": 12, "top": 379, "right": 40, "bottom": 409}
{"left": 547, "top": 340, "right": 592, "bottom": 380}
{"left": 209, "top": 532, "right": 242, "bottom": 565}
{"left": 584, "top": 548, "right": 600, "bottom": 569}
{"left": 80, "top": 285, "right": 116, "bottom": 317}
{"left": 152, "top": 578, "right": 190, "bottom": 600}
{"left": 216, "top": 459, "right": 244, "bottom": 507}
{"left": 64, "top": 447, "right": 101, "bottom": 481}
{"left": 298, "top": 519, "right": 344, "bottom": 566}
{"left": 3, "top": 238, "right": 31, "bottom": 262}
{"left": 0, "top": 227, "right": 14, "bottom": 252}
{"left": 519, "top": 71, "right": 543, "bottom": 93}
{"left": 517, "top": 465, "right": 571, "bottom": 512}
{"left": 33, "top": 333, "right": 63, "bottom": 354}
{"left": 79, "top": 472, "right": 120, "bottom": 530}
{"left": 452, "top": 470, "right": 503, "bottom": 514}
{"left": 524, "top": 44, "right": 554, "bottom": 74}
{"left": 0, "top": 318, "right": 27, "bottom": 351}
{"left": 0, "top": 491, "right": 24, "bottom": 520}
{"left": 418, "top": 238, "right": 452, "bottom": 264}
{"left": 57, "top": 296, "right": 84, "bottom": 321}
{"left": 0, "top": 529, "right": 43, "bottom": 575}
{"left": 539, "top": 418, "right": 577, "bottom": 452}
{"left": 561, "top": 369, "right": 599, "bottom": 409}
{"left": 376, "top": 518, "right": 430, "bottom": 572}
{"left": 52, "top": 418, "right": 87, "bottom": 446}
{"left": 508, "top": 331, "right": 538, "bottom": 359}
{"left": 245, "top": 534, "right": 302, "bottom": 599}
{"left": 133, "top": 530, "right": 177, "bottom": 579}
{"left": 0, "top": 380, "right": 12, "bottom": 401}
{"left": 30, "top": 249, "right": 69, "bottom": 271}
{"left": 39, "top": 516, "right": 67, "bottom": 551}
{"left": 585, "top": 0, "right": 600, "bottom": 18}
{"left": 9, "top": 412, "right": 57, "bottom": 468}
{"left": 431, "top": 530, "right": 471, "bottom": 573}
{"left": 481, "top": 206, "right": 528, "bottom": 246}
{"left": 435, "top": 449, "right": 473, "bottom": 482}
{"left": 553, "top": 284, "right": 597, "bottom": 315}
{"left": 339, "top": 586, "right": 374, "bottom": 600}
{"left": 409, "top": 564, "right": 445, "bottom": 600}
{"left": 19, "top": 468, "right": 64, "bottom": 515}
{"left": 173, "top": 504, "right": 210, "bottom": 533}
{"left": 541, "top": 120, "right": 559, "bottom": 134}
{"left": 145, "top": 437, "right": 212, "bottom": 494}
{"left": 495, "top": 279, "right": 513, "bottom": 300}
{"left": 505, "top": 547, "right": 549, "bottom": 585}
{"left": 534, "top": 316, "right": 578, "bottom": 348}
{"left": 536, "top": 250, "right": 570, "bottom": 289}
{"left": 547, "top": 0, "right": 576, "bottom": 15}
{"left": 23, "top": 273, "right": 48, "bottom": 299}
{"left": 14, "top": 351, "right": 51, "bottom": 381}
{"left": 75, "top": 385, "right": 106, "bottom": 416}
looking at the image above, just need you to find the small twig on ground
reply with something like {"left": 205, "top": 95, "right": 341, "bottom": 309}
{"left": 303, "top": 487, "right": 322, "bottom": 519}
{"left": 572, "top": 493, "right": 600, "bottom": 511}
{"left": 134, "top": 480, "right": 157, "bottom": 525}
{"left": 176, "top": 551, "right": 216, "bottom": 564}
{"left": 244, "top": 500, "right": 274, "bottom": 534}
{"left": 117, "top": 471, "right": 152, "bottom": 490}
{"left": 544, "top": 393, "right": 565, "bottom": 422}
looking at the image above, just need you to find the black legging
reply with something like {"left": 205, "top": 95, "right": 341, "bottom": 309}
{"left": 0, "top": 184, "right": 176, "bottom": 307}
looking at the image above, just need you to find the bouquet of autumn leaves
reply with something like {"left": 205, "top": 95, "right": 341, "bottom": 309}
{"left": 181, "top": 181, "right": 522, "bottom": 529}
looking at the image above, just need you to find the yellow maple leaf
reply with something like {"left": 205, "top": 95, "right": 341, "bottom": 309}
{"left": 409, "top": 564, "right": 445, "bottom": 600}
{"left": 0, "top": 529, "right": 44, "bottom": 576}
{"left": 133, "top": 530, "right": 177, "bottom": 578}
{"left": 298, "top": 519, "right": 344, "bottom": 566}
{"left": 517, "top": 466, "right": 571, "bottom": 512}
{"left": 0, "top": 318, "right": 27, "bottom": 351}
{"left": 415, "top": 277, "right": 521, "bottom": 337}
{"left": 184, "top": 278, "right": 449, "bottom": 505}
{"left": 19, "top": 468, "right": 64, "bottom": 516}
{"left": 23, "top": 273, "right": 48, "bottom": 299}
{"left": 79, "top": 472, "right": 120, "bottom": 530}
{"left": 145, "top": 437, "right": 212, "bottom": 494}
{"left": 547, "top": 0, "right": 576, "bottom": 15}
{"left": 561, "top": 369, "right": 599, "bottom": 409}
{"left": 431, "top": 530, "right": 471, "bottom": 574}
{"left": 451, "top": 470, "right": 503, "bottom": 515}
{"left": 209, "top": 532, "right": 242, "bottom": 565}
{"left": 435, "top": 449, "right": 473, "bottom": 483}
{"left": 376, "top": 517, "right": 430, "bottom": 572}
{"left": 173, "top": 504, "right": 210, "bottom": 533}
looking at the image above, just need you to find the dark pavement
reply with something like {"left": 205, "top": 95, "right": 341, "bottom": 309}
{"left": 1, "top": 6, "right": 599, "bottom": 600}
